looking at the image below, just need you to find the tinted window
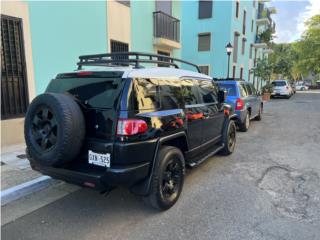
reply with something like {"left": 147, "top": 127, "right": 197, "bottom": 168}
{"left": 198, "top": 80, "right": 218, "bottom": 103}
{"left": 46, "top": 77, "right": 123, "bottom": 109}
{"left": 181, "top": 79, "right": 203, "bottom": 105}
{"left": 239, "top": 83, "right": 248, "bottom": 97}
{"left": 132, "top": 78, "right": 160, "bottom": 110}
{"left": 217, "top": 83, "right": 237, "bottom": 96}
{"left": 245, "top": 83, "right": 253, "bottom": 95}
{"left": 199, "top": 0, "right": 212, "bottom": 19}
{"left": 159, "top": 79, "right": 183, "bottom": 109}
{"left": 272, "top": 81, "right": 286, "bottom": 87}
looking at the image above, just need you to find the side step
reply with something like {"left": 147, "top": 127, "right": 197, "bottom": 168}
{"left": 188, "top": 144, "right": 224, "bottom": 167}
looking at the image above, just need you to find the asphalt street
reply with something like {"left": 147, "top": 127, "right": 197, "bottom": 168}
{"left": 2, "top": 91, "right": 320, "bottom": 240}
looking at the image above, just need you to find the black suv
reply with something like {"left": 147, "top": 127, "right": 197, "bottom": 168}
{"left": 25, "top": 53, "right": 237, "bottom": 210}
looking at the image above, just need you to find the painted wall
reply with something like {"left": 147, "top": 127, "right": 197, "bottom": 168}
{"left": 181, "top": 0, "right": 233, "bottom": 76}
{"left": 28, "top": 1, "right": 108, "bottom": 94}
{"left": 1, "top": 0, "right": 36, "bottom": 147}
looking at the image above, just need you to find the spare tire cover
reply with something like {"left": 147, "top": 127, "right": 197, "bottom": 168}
{"left": 24, "top": 93, "right": 85, "bottom": 167}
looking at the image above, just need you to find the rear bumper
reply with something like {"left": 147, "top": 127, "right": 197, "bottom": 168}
{"left": 31, "top": 160, "right": 150, "bottom": 191}
{"left": 271, "top": 91, "right": 290, "bottom": 96}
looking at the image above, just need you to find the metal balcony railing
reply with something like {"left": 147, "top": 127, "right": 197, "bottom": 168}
{"left": 153, "top": 11, "right": 180, "bottom": 42}
{"left": 258, "top": 8, "right": 272, "bottom": 24}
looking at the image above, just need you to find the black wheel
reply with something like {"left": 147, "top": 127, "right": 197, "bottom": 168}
{"left": 220, "top": 120, "right": 236, "bottom": 155}
{"left": 255, "top": 105, "right": 263, "bottom": 121}
{"left": 24, "top": 93, "right": 85, "bottom": 167}
{"left": 238, "top": 111, "right": 250, "bottom": 132}
{"left": 144, "top": 146, "right": 185, "bottom": 210}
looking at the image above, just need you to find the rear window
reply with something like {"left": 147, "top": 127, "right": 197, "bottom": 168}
{"left": 217, "top": 83, "right": 237, "bottom": 96}
{"left": 272, "top": 81, "right": 286, "bottom": 87}
{"left": 46, "top": 77, "right": 123, "bottom": 109}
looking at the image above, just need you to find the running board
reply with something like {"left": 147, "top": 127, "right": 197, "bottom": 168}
{"left": 188, "top": 144, "right": 225, "bottom": 167}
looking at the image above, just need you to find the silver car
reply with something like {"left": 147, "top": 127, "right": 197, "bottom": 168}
{"left": 271, "top": 80, "right": 293, "bottom": 99}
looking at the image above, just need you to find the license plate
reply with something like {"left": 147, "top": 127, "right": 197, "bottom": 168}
{"left": 88, "top": 150, "right": 111, "bottom": 168}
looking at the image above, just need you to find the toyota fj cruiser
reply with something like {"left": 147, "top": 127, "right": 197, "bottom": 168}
{"left": 25, "top": 52, "right": 237, "bottom": 210}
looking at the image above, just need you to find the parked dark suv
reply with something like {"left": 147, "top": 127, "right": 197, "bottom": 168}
{"left": 215, "top": 78, "right": 263, "bottom": 132}
{"left": 25, "top": 53, "right": 237, "bottom": 210}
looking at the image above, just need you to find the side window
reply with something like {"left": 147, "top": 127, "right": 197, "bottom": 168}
{"left": 158, "top": 79, "right": 183, "bottom": 110}
{"left": 132, "top": 78, "right": 160, "bottom": 110}
{"left": 250, "top": 84, "right": 257, "bottom": 95}
{"left": 245, "top": 83, "right": 253, "bottom": 95}
{"left": 239, "top": 83, "right": 248, "bottom": 97}
{"left": 181, "top": 79, "right": 203, "bottom": 105}
{"left": 198, "top": 80, "right": 218, "bottom": 103}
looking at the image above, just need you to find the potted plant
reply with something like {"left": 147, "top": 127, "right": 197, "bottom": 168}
{"left": 261, "top": 83, "right": 273, "bottom": 101}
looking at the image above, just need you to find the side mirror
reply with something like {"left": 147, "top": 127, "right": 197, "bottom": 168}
{"left": 218, "top": 90, "right": 226, "bottom": 103}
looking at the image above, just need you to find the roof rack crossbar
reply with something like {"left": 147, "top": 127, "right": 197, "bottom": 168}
{"left": 77, "top": 52, "right": 201, "bottom": 73}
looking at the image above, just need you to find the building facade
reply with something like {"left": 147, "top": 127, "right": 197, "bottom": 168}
{"left": 181, "top": 0, "right": 275, "bottom": 90}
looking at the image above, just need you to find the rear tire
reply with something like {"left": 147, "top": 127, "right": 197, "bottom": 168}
{"left": 220, "top": 120, "right": 236, "bottom": 155}
{"left": 144, "top": 146, "right": 185, "bottom": 211}
{"left": 238, "top": 112, "right": 250, "bottom": 132}
{"left": 255, "top": 105, "right": 262, "bottom": 121}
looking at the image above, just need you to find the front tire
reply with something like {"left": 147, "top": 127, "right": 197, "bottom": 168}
{"left": 144, "top": 146, "right": 185, "bottom": 211}
{"left": 220, "top": 120, "right": 236, "bottom": 155}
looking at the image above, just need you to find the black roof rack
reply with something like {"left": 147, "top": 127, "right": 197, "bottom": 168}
{"left": 77, "top": 52, "right": 201, "bottom": 73}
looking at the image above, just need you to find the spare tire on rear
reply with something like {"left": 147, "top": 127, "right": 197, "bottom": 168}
{"left": 24, "top": 93, "right": 85, "bottom": 167}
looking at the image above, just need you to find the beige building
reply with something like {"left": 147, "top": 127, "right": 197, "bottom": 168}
{"left": 1, "top": 1, "right": 36, "bottom": 149}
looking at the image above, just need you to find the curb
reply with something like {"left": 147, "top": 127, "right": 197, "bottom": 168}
{"left": 1, "top": 176, "right": 56, "bottom": 206}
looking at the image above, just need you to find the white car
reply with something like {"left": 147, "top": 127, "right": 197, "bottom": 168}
{"left": 271, "top": 80, "right": 293, "bottom": 98}
{"left": 295, "top": 82, "right": 309, "bottom": 91}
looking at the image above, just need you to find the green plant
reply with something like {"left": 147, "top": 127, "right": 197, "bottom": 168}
{"left": 261, "top": 83, "right": 273, "bottom": 94}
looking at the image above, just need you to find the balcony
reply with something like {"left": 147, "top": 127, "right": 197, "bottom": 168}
{"left": 153, "top": 11, "right": 181, "bottom": 49}
{"left": 256, "top": 9, "right": 271, "bottom": 26}
{"left": 253, "top": 36, "right": 268, "bottom": 48}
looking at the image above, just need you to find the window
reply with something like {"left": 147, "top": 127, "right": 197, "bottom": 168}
{"left": 240, "top": 67, "right": 244, "bottom": 79}
{"left": 199, "top": 0, "right": 213, "bottom": 19}
{"left": 243, "top": 10, "right": 246, "bottom": 34}
{"left": 159, "top": 79, "right": 183, "bottom": 109}
{"left": 248, "top": 70, "right": 251, "bottom": 82}
{"left": 217, "top": 83, "right": 237, "bottom": 96}
{"left": 233, "top": 32, "right": 239, "bottom": 62}
{"left": 156, "top": 0, "right": 172, "bottom": 15}
{"left": 110, "top": 40, "right": 129, "bottom": 64}
{"left": 253, "top": 0, "right": 256, "bottom": 7}
{"left": 157, "top": 51, "right": 170, "bottom": 67}
{"left": 245, "top": 83, "right": 253, "bottom": 95}
{"left": 181, "top": 79, "right": 202, "bottom": 105}
{"left": 232, "top": 66, "right": 236, "bottom": 78}
{"left": 198, "top": 33, "right": 211, "bottom": 51}
{"left": 239, "top": 83, "right": 248, "bottom": 97}
{"left": 198, "top": 80, "right": 218, "bottom": 103}
{"left": 241, "top": 38, "right": 246, "bottom": 55}
{"left": 235, "top": 1, "right": 239, "bottom": 18}
{"left": 251, "top": 19, "right": 254, "bottom": 32}
{"left": 199, "top": 65, "right": 210, "bottom": 75}
{"left": 249, "top": 44, "right": 253, "bottom": 58}
{"left": 1, "top": 15, "right": 29, "bottom": 120}
{"left": 132, "top": 78, "right": 160, "bottom": 110}
{"left": 116, "top": 0, "right": 130, "bottom": 7}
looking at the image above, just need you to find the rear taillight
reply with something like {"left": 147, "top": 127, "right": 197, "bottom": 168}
{"left": 235, "top": 98, "right": 244, "bottom": 110}
{"left": 117, "top": 119, "right": 148, "bottom": 136}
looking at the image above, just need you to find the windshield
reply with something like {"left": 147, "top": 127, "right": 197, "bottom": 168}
{"left": 272, "top": 81, "right": 286, "bottom": 87}
{"left": 46, "top": 77, "right": 123, "bottom": 109}
{"left": 217, "top": 83, "right": 237, "bottom": 96}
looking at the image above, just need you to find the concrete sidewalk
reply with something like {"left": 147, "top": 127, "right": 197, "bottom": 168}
{"left": 1, "top": 144, "right": 55, "bottom": 205}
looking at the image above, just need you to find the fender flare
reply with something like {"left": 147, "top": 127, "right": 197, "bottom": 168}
{"left": 129, "top": 131, "right": 188, "bottom": 196}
